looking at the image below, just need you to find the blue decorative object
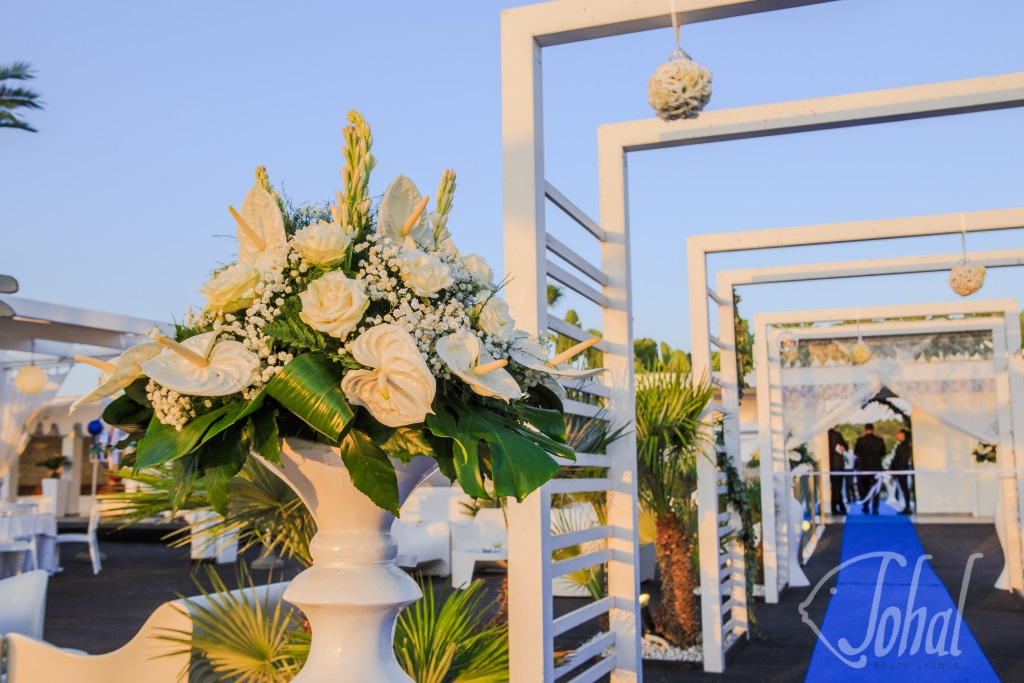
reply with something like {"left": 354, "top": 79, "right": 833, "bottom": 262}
{"left": 87, "top": 419, "right": 104, "bottom": 436}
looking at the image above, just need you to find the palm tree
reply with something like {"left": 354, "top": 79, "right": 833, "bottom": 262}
{"left": 546, "top": 284, "right": 563, "bottom": 308}
{"left": 0, "top": 62, "right": 43, "bottom": 132}
{"left": 635, "top": 371, "right": 714, "bottom": 648}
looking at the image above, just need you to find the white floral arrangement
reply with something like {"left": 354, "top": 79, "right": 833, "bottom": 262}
{"left": 849, "top": 339, "right": 872, "bottom": 365}
{"left": 647, "top": 50, "right": 712, "bottom": 121}
{"left": 75, "top": 112, "right": 599, "bottom": 514}
{"left": 949, "top": 259, "right": 985, "bottom": 297}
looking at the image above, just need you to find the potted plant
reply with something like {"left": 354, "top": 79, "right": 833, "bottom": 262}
{"left": 71, "top": 111, "right": 596, "bottom": 683}
{"left": 36, "top": 455, "right": 70, "bottom": 479}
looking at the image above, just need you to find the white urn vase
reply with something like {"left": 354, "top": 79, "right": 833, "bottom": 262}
{"left": 257, "top": 437, "right": 438, "bottom": 683}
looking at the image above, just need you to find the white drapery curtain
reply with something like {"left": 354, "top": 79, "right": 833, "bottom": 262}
{"left": 866, "top": 359, "right": 999, "bottom": 444}
{"left": 0, "top": 365, "right": 71, "bottom": 481}
{"left": 782, "top": 368, "right": 883, "bottom": 450}
{"left": 780, "top": 329, "right": 999, "bottom": 449}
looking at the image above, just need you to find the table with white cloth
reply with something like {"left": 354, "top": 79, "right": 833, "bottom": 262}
{"left": 0, "top": 508, "right": 59, "bottom": 578}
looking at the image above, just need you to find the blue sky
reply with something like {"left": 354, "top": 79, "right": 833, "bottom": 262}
{"left": 3, "top": 0, "right": 1023, "bottom": 395}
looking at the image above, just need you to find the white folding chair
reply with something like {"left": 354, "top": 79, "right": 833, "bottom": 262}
{"left": 55, "top": 504, "right": 101, "bottom": 574}
{"left": 0, "top": 569, "right": 49, "bottom": 641}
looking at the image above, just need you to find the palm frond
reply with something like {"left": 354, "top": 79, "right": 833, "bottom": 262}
{"left": 0, "top": 62, "right": 35, "bottom": 82}
{"left": 396, "top": 579, "right": 509, "bottom": 683}
{"left": 159, "top": 565, "right": 304, "bottom": 683}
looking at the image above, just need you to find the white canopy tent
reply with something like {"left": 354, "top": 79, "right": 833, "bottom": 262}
{"left": 0, "top": 295, "right": 170, "bottom": 504}
{"left": 752, "top": 301, "right": 1023, "bottom": 604}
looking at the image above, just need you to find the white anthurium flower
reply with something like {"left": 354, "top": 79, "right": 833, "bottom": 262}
{"left": 298, "top": 271, "right": 369, "bottom": 339}
{"left": 141, "top": 332, "right": 260, "bottom": 397}
{"left": 232, "top": 183, "right": 287, "bottom": 272}
{"left": 70, "top": 343, "right": 163, "bottom": 413}
{"left": 436, "top": 329, "right": 522, "bottom": 402}
{"left": 475, "top": 296, "right": 515, "bottom": 340}
{"left": 462, "top": 254, "right": 494, "bottom": 289}
{"left": 378, "top": 175, "right": 433, "bottom": 248}
{"left": 341, "top": 325, "right": 436, "bottom": 428}
{"left": 201, "top": 263, "right": 260, "bottom": 313}
{"left": 399, "top": 247, "right": 455, "bottom": 297}
{"left": 292, "top": 219, "right": 352, "bottom": 266}
{"left": 509, "top": 334, "right": 604, "bottom": 380}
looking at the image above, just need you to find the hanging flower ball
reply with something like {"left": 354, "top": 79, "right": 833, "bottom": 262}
{"left": 949, "top": 260, "right": 985, "bottom": 297}
{"left": 15, "top": 364, "right": 47, "bottom": 394}
{"left": 849, "top": 340, "right": 872, "bottom": 365}
{"left": 647, "top": 50, "right": 713, "bottom": 121}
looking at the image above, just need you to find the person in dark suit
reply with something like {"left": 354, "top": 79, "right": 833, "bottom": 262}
{"left": 854, "top": 423, "right": 886, "bottom": 515}
{"left": 890, "top": 428, "right": 913, "bottom": 515}
{"left": 828, "top": 428, "right": 849, "bottom": 515}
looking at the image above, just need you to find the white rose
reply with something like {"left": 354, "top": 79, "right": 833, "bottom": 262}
{"left": 462, "top": 254, "right": 494, "bottom": 289}
{"left": 298, "top": 271, "right": 369, "bottom": 339}
{"left": 201, "top": 263, "right": 260, "bottom": 313}
{"left": 292, "top": 220, "right": 352, "bottom": 266}
{"left": 341, "top": 325, "right": 436, "bottom": 427}
{"left": 399, "top": 248, "right": 454, "bottom": 297}
{"left": 476, "top": 297, "right": 515, "bottom": 340}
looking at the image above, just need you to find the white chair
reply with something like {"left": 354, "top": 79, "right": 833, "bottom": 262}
{"left": 450, "top": 507, "right": 508, "bottom": 588}
{"left": 0, "top": 570, "right": 48, "bottom": 641}
{"left": 6, "top": 582, "right": 290, "bottom": 683}
{"left": 0, "top": 508, "right": 40, "bottom": 577}
{"left": 55, "top": 504, "right": 101, "bottom": 574}
{"left": 392, "top": 486, "right": 458, "bottom": 576}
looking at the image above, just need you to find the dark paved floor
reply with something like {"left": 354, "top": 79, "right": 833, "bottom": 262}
{"left": 40, "top": 521, "right": 1021, "bottom": 681}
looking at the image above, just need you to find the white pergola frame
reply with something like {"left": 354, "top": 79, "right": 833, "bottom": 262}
{"left": 715, "top": 247, "right": 1024, "bottom": 604}
{"left": 502, "top": 0, "right": 1024, "bottom": 677}
{"left": 751, "top": 299, "right": 1024, "bottom": 606}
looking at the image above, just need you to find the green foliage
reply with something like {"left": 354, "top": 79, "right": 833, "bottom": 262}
{"left": 716, "top": 444, "right": 759, "bottom": 627}
{"left": 635, "top": 371, "right": 714, "bottom": 518}
{"left": 546, "top": 284, "right": 563, "bottom": 308}
{"left": 733, "top": 292, "right": 754, "bottom": 397}
{"left": 110, "top": 458, "right": 316, "bottom": 567}
{"left": 395, "top": 579, "right": 509, "bottom": 683}
{"left": 162, "top": 566, "right": 305, "bottom": 683}
{"left": 634, "top": 338, "right": 691, "bottom": 374}
{"left": 263, "top": 353, "right": 355, "bottom": 444}
{"left": 36, "top": 455, "right": 70, "bottom": 475}
{"left": 972, "top": 442, "right": 997, "bottom": 464}
{"left": 0, "top": 62, "right": 43, "bottom": 132}
{"left": 263, "top": 298, "right": 331, "bottom": 355}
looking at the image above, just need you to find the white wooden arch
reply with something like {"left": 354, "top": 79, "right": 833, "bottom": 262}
{"left": 714, "top": 248, "right": 1024, "bottom": 606}
{"left": 501, "top": 0, "right": 1024, "bottom": 677}
{"left": 751, "top": 300, "right": 1024, "bottom": 607}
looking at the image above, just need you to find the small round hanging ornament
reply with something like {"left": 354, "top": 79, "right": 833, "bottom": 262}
{"left": 850, "top": 339, "right": 872, "bottom": 365}
{"left": 949, "top": 215, "right": 984, "bottom": 297}
{"left": 647, "top": 1, "right": 712, "bottom": 121}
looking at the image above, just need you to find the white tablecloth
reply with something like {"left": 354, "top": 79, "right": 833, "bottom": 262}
{"left": 0, "top": 510, "right": 59, "bottom": 578}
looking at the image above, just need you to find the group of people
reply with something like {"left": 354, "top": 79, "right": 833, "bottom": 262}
{"left": 828, "top": 424, "right": 913, "bottom": 516}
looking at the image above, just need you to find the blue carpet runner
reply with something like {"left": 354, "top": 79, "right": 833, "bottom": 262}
{"left": 803, "top": 505, "right": 998, "bottom": 681}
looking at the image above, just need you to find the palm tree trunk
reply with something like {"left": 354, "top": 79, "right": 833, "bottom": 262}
{"left": 652, "top": 512, "right": 700, "bottom": 648}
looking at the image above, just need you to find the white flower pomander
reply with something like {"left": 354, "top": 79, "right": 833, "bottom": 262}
{"left": 475, "top": 297, "right": 516, "bottom": 340}
{"left": 436, "top": 329, "right": 522, "bottom": 402}
{"left": 399, "top": 248, "right": 455, "bottom": 297}
{"left": 292, "top": 220, "right": 352, "bottom": 266}
{"left": 849, "top": 340, "right": 872, "bottom": 365}
{"left": 647, "top": 51, "right": 712, "bottom": 121}
{"left": 949, "top": 260, "right": 985, "bottom": 297}
{"left": 341, "top": 325, "right": 436, "bottom": 427}
{"left": 202, "top": 263, "right": 260, "bottom": 313}
{"left": 141, "top": 332, "right": 260, "bottom": 397}
{"left": 70, "top": 342, "right": 164, "bottom": 412}
{"left": 299, "top": 271, "right": 369, "bottom": 339}
{"left": 510, "top": 335, "right": 603, "bottom": 380}
{"left": 462, "top": 254, "right": 495, "bottom": 289}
